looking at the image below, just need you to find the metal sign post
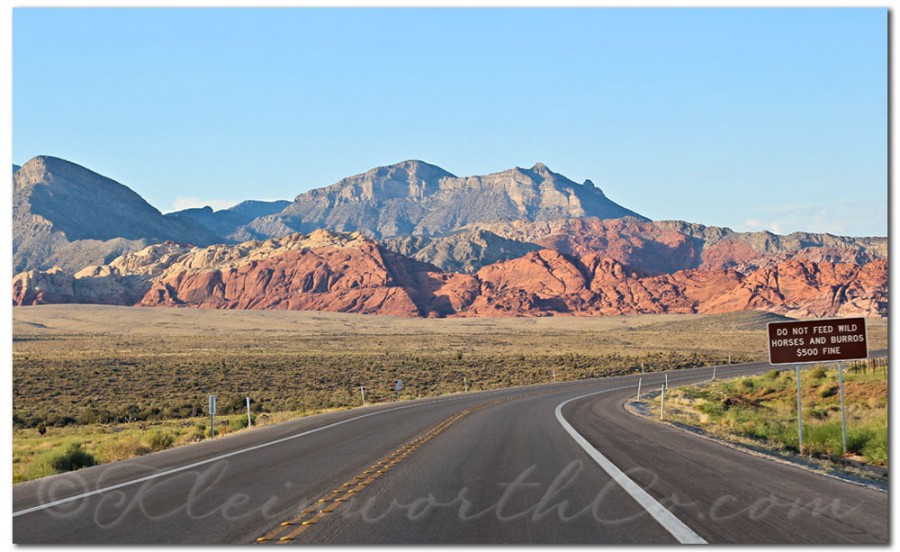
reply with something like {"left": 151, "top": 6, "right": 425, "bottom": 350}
{"left": 636, "top": 377, "right": 642, "bottom": 401}
{"left": 795, "top": 366, "right": 803, "bottom": 454}
{"left": 838, "top": 361, "right": 847, "bottom": 454}
{"left": 209, "top": 395, "right": 216, "bottom": 438}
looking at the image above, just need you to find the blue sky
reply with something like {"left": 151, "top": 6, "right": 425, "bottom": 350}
{"left": 13, "top": 8, "right": 887, "bottom": 236}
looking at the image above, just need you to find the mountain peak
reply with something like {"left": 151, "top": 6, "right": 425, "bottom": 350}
{"left": 366, "top": 160, "right": 456, "bottom": 180}
{"left": 530, "top": 162, "right": 552, "bottom": 174}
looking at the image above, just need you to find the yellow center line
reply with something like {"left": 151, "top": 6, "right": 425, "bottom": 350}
{"left": 255, "top": 385, "right": 594, "bottom": 544}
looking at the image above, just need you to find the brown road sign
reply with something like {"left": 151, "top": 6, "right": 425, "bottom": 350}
{"left": 768, "top": 317, "right": 868, "bottom": 365}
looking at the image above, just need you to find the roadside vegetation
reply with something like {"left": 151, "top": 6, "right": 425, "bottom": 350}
{"left": 643, "top": 358, "right": 888, "bottom": 471}
{"left": 13, "top": 409, "right": 332, "bottom": 484}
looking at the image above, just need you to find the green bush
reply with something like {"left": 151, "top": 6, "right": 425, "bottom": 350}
{"left": 49, "top": 443, "right": 97, "bottom": 473}
{"left": 810, "top": 367, "right": 828, "bottom": 380}
{"left": 805, "top": 422, "right": 843, "bottom": 456}
{"left": 146, "top": 430, "right": 175, "bottom": 451}
{"left": 817, "top": 384, "right": 838, "bottom": 399}
{"left": 860, "top": 430, "right": 888, "bottom": 465}
{"left": 765, "top": 370, "right": 780, "bottom": 380}
{"left": 229, "top": 415, "right": 254, "bottom": 431}
{"left": 697, "top": 401, "right": 725, "bottom": 417}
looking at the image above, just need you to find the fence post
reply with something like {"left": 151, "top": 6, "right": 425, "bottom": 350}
{"left": 795, "top": 365, "right": 803, "bottom": 454}
{"left": 660, "top": 384, "right": 666, "bottom": 420}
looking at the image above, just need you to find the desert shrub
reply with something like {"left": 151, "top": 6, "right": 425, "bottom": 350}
{"left": 99, "top": 436, "right": 150, "bottom": 462}
{"left": 48, "top": 443, "right": 97, "bottom": 473}
{"left": 817, "top": 384, "right": 838, "bottom": 399}
{"left": 810, "top": 367, "right": 828, "bottom": 380}
{"left": 860, "top": 429, "right": 888, "bottom": 465}
{"left": 145, "top": 430, "right": 175, "bottom": 452}
{"left": 805, "top": 422, "right": 843, "bottom": 456}
{"left": 697, "top": 401, "right": 724, "bottom": 417}
{"left": 765, "top": 370, "right": 780, "bottom": 380}
{"left": 229, "top": 416, "right": 254, "bottom": 431}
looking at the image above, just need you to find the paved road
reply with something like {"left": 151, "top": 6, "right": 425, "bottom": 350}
{"left": 13, "top": 361, "right": 888, "bottom": 544}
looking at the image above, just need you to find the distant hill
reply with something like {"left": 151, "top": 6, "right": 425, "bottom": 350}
{"left": 381, "top": 217, "right": 887, "bottom": 275}
{"left": 240, "top": 160, "right": 647, "bottom": 240}
{"left": 13, "top": 156, "right": 220, "bottom": 273}
{"left": 165, "top": 199, "right": 290, "bottom": 242}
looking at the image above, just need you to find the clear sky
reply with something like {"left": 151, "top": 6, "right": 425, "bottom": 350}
{"left": 12, "top": 7, "right": 887, "bottom": 236}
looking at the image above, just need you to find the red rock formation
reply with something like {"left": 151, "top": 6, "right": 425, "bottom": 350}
{"left": 139, "top": 243, "right": 440, "bottom": 317}
{"left": 12, "top": 231, "right": 888, "bottom": 319}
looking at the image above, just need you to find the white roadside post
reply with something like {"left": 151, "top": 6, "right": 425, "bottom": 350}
{"left": 209, "top": 395, "right": 216, "bottom": 438}
{"left": 246, "top": 397, "right": 252, "bottom": 428}
{"left": 712, "top": 366, "right": 717, "bottom": 381}
{"left": 359, "top": 385, "right": 366, "bottom": 405}
{"left": 838, "top": 361, "right": 847, "bottom": 454}
{"left": 795, "top": 365, "right": 803, "bottom": 454}
{"left": 664, "top": 372, "right": 668, "bottom": 389}
{"left": 660, "top": 384, "right": 665, "bottom": 420}
{"left": 464, "top": 376, "right": 468, "bottom": 393}
{"left": 636, "top": 377, "right": 642, "bottom": 401}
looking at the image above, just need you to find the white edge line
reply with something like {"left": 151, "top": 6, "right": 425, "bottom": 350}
{"left": 555, "top": 387, "right": 708, "bottom": 545}
{"left": 13, "top": 397, "right": 460, "bottom": 518}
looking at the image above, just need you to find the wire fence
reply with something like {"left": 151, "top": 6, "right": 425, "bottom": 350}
{"left": 846, "top": 356, "right": 888, "bottom": 376}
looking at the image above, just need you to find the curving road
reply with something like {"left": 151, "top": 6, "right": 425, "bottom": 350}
{"left": 13, "top": 361, "right": 888, "bottom": 544}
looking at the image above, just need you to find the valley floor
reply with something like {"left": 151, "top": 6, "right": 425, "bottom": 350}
{"left": 12, "top": 305, "right": 888, "bottom": 483}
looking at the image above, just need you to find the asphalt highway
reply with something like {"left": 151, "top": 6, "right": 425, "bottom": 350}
{"left": 13, "top": 360, "right": 888, "bottom": 544}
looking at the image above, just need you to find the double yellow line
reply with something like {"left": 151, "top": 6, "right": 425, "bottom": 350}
{"left": 255, "top": 384, "right": 588, "bottom": 544}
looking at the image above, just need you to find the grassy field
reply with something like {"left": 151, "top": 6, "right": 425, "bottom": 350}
{"left": 12, "top": 305, "right": 888, "bottom": 482}
{"left": 642, "top": 358, "right": 888, "bottom": 470}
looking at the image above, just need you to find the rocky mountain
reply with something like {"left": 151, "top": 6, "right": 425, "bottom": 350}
{"left": 382, "top": 217, "right": 887, "bottom": 275}
{"left": 13, "top": 164, "right": 21, "bottom": 174}
{"left": 10, "top": 156, "right": 888, "bottom": 319}
{"left": 13, "top": 156, "right": 220, "bottom": 273}
{"left": 165, "top": 199, "right": 290, "bottom": 242}
{"left": 239, "top": 160, "right": 647, "bottom": 240}
{"left": 382, "top": 229, "right": 542, "bottom": 274}
{"left": 13, "top": 230, "right": 888, "bottom": 318}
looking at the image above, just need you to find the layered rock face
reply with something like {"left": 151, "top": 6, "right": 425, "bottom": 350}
{"left": 13, "top": 231, "right": 887, "bottom": 318}
{"left": 242, "top": 160, "right": 647, "bottom": 240}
